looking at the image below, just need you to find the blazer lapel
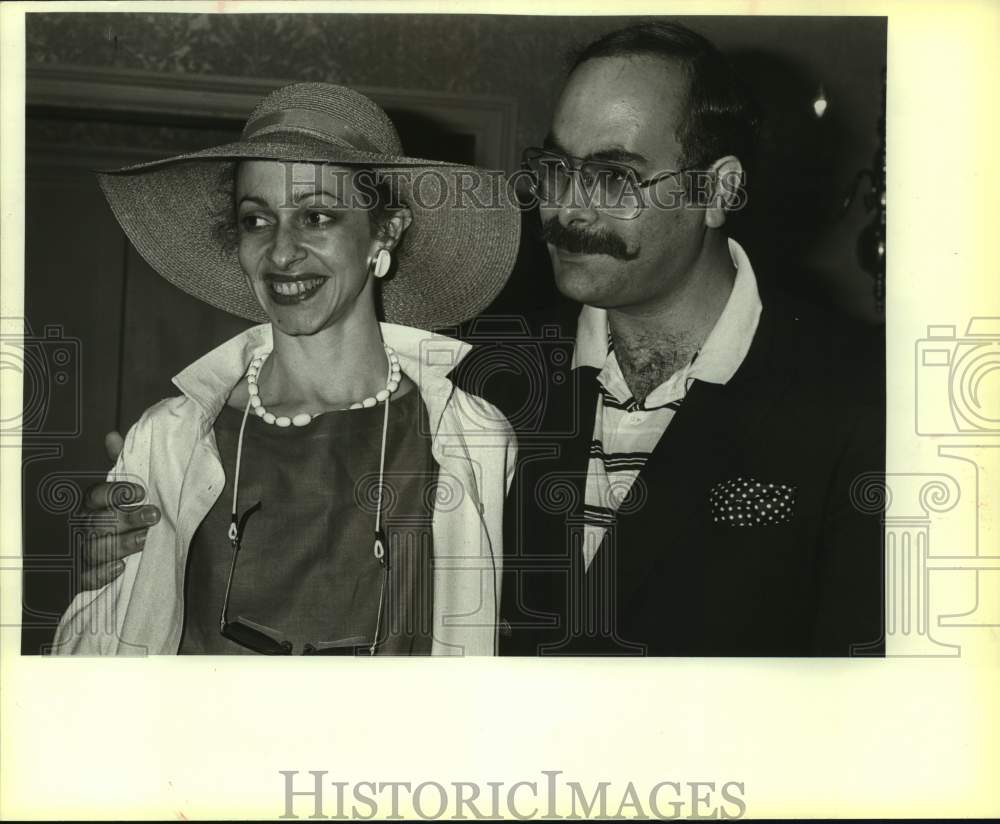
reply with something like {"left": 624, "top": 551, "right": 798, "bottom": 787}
{"left": 608, "top": 380, "right": 744, "bottom": 603}
{"left": 564, "top": 365, "right": 601, "bottom": 521}
{"left": 603, "top": 297, "right": 799, "bottom": 604}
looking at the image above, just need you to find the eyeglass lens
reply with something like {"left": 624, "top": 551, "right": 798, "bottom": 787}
{"left": 528, "top": 153, "right": 643, "bottom": 217}
{"left": 223, "top": 617, "right": 372, "bottom": 656}
{"left": 221, "top": 498, "right": 386, "bottom": 656}
{"left": 221, "top": 618, "right": 294, "bottom": 655}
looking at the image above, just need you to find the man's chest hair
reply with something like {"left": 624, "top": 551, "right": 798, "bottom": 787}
{"left": 611, "top": 327, "right": 700, "bottom": 404}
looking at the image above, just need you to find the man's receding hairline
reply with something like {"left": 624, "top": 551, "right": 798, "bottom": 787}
{"left": 564, "top": 52, "right": 694, "bottom": 160}
{"left": 570, "top": 51, "right": 693, "bottom": 82}
{"left": 567, "top": 52, "right": 694, "bottom": 114}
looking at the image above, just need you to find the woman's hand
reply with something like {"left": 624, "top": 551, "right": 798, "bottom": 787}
{"left": 75, "top": 431, "right": 161, "bottom": 592}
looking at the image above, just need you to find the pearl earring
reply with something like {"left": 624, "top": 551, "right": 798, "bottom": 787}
{"left": 371, "top": 248, "right": 391, "bottom": 279}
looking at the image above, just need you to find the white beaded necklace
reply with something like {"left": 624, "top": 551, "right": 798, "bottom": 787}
{"left": 246, "top": 343, "right": 402, "bottom": 427}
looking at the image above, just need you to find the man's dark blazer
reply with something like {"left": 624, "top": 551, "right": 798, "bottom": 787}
{"left": 453, "top": 287, "right": 885, "bottom": 657}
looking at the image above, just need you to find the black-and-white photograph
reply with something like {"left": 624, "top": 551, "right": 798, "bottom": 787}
{"left": 19, "top": 11, "right": 889, "bottom": 658}
{"left": 6, "top": 3, "right": 1000, "bottom": 821}
{"left": 23, "top": 13, "right": 886, "bottom": 656}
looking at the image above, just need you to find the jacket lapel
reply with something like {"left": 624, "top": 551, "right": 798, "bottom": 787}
{"left": 565, "top": 365, "right": 601, "bottom": 521}
{"left": 608, "top": 380, "right": 749, "bottom": 604}
{"left": 604, "top": 297, "right": 799, "bottom": 603}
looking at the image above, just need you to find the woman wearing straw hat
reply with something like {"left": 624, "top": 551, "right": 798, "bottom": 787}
{"left": 52, "top": 83, "right": 520, "bottom": 656}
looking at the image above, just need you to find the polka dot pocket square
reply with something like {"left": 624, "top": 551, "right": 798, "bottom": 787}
{"left": 709, "top": 477, "right": 797, "bottom": 527}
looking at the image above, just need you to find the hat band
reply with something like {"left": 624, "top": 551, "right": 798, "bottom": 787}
{"left": 243, "top": 108, "right": 384, "bottom": 155}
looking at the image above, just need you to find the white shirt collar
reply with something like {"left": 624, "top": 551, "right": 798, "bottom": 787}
{"left": 572, "top": 237, "right": 763, "bottom": 395}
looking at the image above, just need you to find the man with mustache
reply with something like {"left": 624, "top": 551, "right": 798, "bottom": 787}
{"left": 482, "top": 21, "right": 884, "bottom": 656}
{"left": 72, "top": 21, "right": 884, "bottom": 656}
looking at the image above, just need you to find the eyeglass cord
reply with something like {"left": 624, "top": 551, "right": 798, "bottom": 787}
{"left": 225, "top": 349, "right": 394, "bottom": 656}
{"left": 218, "top": 388, "right": 257, "bottom": 635}
{"left": 370, "top": 384, "right": 391, "bottom": 656}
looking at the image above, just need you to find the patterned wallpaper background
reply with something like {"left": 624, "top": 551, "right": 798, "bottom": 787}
{"left": 26, "top": 12, "right": 885, "bottom": 169}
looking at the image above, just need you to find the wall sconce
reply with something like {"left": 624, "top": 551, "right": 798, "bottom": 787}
{"left": 840, "top": 68, "right": 887, "bottom": 315}
{"left": 812, "top": 86, "right": 828, "bottom": 119}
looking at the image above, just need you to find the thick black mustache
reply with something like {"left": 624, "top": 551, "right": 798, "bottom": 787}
{"left": 540, "top": 218, "right": 639, "bottom": 261}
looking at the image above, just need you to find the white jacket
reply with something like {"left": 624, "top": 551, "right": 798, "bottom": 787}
{"left": 52, "top": 323, "right": 515, "bottom": 656}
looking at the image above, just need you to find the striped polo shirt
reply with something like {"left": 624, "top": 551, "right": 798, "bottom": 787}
{"left": 573, "top": 238, "right": 763, "bottom": 571}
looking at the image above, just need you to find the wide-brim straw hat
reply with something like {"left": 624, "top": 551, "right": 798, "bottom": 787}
{"left": 98, "top": 82, "right": 521, "bottom": 329}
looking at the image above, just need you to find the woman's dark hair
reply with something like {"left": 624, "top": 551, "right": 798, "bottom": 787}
{"left": 211, "top": 162, "right": 402, "bottom": 256}
{"left": 211, "top": 163, "right": 240, "bottom": 255}
{"left": 571, "top": 21, "right": 760, "bottom": 172}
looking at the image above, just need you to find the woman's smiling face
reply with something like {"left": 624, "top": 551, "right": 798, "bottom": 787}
{"left": 236, "top": 160, "right": 382, "bottom": 336}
